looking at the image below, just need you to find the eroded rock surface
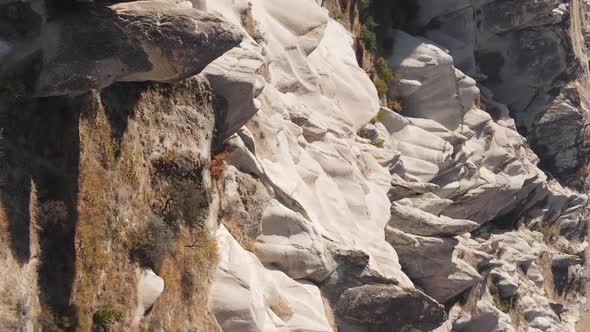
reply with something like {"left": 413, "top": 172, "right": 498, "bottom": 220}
{"left": 1, "top": 0, "right": 589, "bottom": 331}
{"left": 2, "top": 0, "right": 243, "bottom": 96}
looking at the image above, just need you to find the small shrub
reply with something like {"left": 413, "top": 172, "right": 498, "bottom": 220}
{"left": 359, "top": 0, "right": 371, "bottom": 11}
{"left": 537, "top": 225, "right": 550, "bottom": 242}
{"left": 223, "top": 217, "right": 255, "bottom": 252}
{"left": 388, "top": 99, "right": 403, "bottom": 113}
{"left": 364, "top": 16, "right": 378, "bottom": 30}
{"left": 494, "top": 296, "right": 511, "bottom": 313}
{"left": 153, "top": 150, "right": 202, "bottom": 181}
{"left": 187, "top": 231, "right": 219, "bottom": 266}
{"left": 268, "top": 294, "right": 294, "bottom": 322}
{"left": 490, "top": 283, "right": 512, "bottom": 313}
{"left": 211, "top": 151, "right": 228, "bottom": 181}
{"left": 39, "top": 306, "right": 73, "bottom": 331}
{"left": 357, "top": 127, "right": 370, "bottom": 139}
{"left": 130, "top": 217, "right": 177, "bottom": 270}
{"left": 335, "top": 10, "right": 347, "bottom": 23}
{"left": 377, "top": 58, "right": 396, "bottom": 82}
{"left": 240, "top": 5, "right": 258, "bottom": 40}
{"left": 361, "top": 25, "right": 377, "bottom": 52}
{"left": 162, "top": 179, "right": 209, "bottom": 229}
{"left": 93, "top": 307, "right": 125, "bottom": 329}
{"left": 182, "top": 230, "right": 219, "bottom": 299}
{"left": 374, "top": 109, "right": 388, "bottom": 123}
{"left": 372, "top": 138, "right": 385, "bottom": 148}
{"left": 374, "top": 78, "right": 388, "bottom": 98}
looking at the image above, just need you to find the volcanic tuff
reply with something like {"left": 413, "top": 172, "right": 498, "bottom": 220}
{"left": 0, "top": 0, "right": 589, "bottom": 331}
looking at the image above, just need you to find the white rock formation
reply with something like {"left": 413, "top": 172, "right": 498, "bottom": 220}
{"left": 0, "top": 0, "right": 587, "bottom": 330}
{"left": 199, "top": 0, "right": 590, "bottom": 331}
{"left": 255, "top": 200, "right": 336, "bottom": 282}
{"left": 209, "top": 225, "right": 332, "bottom": 332}
{"left": 134, "top": 268, "right": 165, "bottom": 322}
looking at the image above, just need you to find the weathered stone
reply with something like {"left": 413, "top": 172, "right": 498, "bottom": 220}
{"left": 134, "top": 268, "right": 164, "bottom": 321}
{"left": 22, "top": 1, "right": 243, "bottom": 96}
{"left": 255, "top": 200, "right": 336, "bottom": 282}
{"left": 490, "top": 268, "right": 519, "bottom": 298}
{"left": 335, "top": 284, "right": 446, "bottom": 331}
{"left": 389, "top": 198, "right": 480, "bottom": 237}
{"left": 552, "top": 252, "right": 584, "bottom": 268}
{"left": 417, "top": 0, "right": 590, "bottom": 183}
{"left": 386, "top": 228, "right": 481, "bottom": 303}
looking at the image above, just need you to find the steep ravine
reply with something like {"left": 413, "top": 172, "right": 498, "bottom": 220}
{"left": 0, "top": 0, "right": 589, "bottom": 332}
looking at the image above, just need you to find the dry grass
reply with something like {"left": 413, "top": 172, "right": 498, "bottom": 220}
{"left": 74, "top": 99, "right": 118, "bottom": 326}
{"left": 536, "top": 224, "right": 551, "bottom": 242}
{"left": 211, "top": 151, "right": 228, "bottom": 181}
{"left": 511, "top": 311, "right": 528, "bottom": 330}
{"left": 152, "top": 150, "right": 202, "bottom": 181}
{"left": 457, "top": 247, "right": 478, "bottom": 269}
{"left": 539, "top": 253, "right": 558, "bottom": 301}
{"left": 163, "top": 179, "right": 209, "bottom": 229}
{"left": 268, "top": 294, "right": 294, "bottom": 322}
{"left": 78, "top": 162, "right": 110, "bottom": 275}
{"left": 129, "top": 216, "right": 177, "bottom": 271}
{"left": 372, "top": 138, "right": 385, "bottom": 148}
{"left": 373, "top": 108, "right": 388, "bottom": 123}
{"left": 377, "top": 58, "right": 397, "bottom": 83}
{"left": 93, "top": 306, "right": 125, "bottom": 330}
{"left": 187, "top": 231, "right": 219, "bottom": 266}
{"left": 223, "top": 217, "right": 255, "bottom": 252}
{"left": 92, "top": 109, "right": 117, "bottom": 168}
{"left": 119, "top": 146, "right": 141, "bottom": 188}
{"left": 148, "top": 227, "right": 219, "bottom": 328}
{"left": 357, "top": 127, "right": 370, "bottom": 139}
{"left": 182, "top": 230, "right": 219, "bottom": 298}
{"left": 240, "top": 4, "right": 259, "bottom": 41}
{"left": 374, "top": 78, "right": 388, "bottom": 98}
{"left": 359, "top": 0, "right": 371, "bottom": 11}
{"left": 388, "top": 99, "right": 403, "bottom": 113}
{"left": 39, "top": 306, "right": 72, "bottom": 331}
{"left": 489, "top": 281, "right": 513, "bottom": 314}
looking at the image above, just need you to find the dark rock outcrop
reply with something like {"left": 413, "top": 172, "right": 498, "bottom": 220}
{"left": 2, "top": 0, "right": 243, "bottom": 96}
{"left": 335, "top": 284, "right": 446, "bottom": 331}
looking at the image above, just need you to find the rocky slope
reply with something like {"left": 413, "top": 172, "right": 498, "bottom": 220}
{"left": 0, "top": 0, "right": 589, "bottom": 331}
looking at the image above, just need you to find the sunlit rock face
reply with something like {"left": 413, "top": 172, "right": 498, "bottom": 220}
{"left": 203, "top": 0, "right": 588, "bottom": 331}
{"left": 0, "top": 0, "right": 588, "bottom": 331}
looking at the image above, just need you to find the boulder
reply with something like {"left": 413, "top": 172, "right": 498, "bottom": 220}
{"left": 335, "top": 284, "right": 446, "bottom": 331}
{"left": 552, "top": 253, "right": 584, "bottom": 269}
{"left": 209, "top": 225, "right": 332, "bottom": 332}
{"left": 388, "top": 174, "right": 439, "bottom": 202}
{"left": 490, "top": 268, "right": 519, "bottom": 298}
{"left": 454, "top": 293, "right": 515, "bottom": 332}
{"left": 389, "top": 199, "right": 480, "bottom": 237}
{"left": 135, "top": 268, "right": 164, "bottom": 321}
{"left": 386, "top": 228, "right": 481, "bottom": 303}
{"left": 255, "top": 200, "right": 336, "bottom": 282}
{"left": 202, "top": 42, "right": 266, "bottom": 142}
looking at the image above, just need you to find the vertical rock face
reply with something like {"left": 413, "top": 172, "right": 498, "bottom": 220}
{"left": 0, "top": 0, "right": 589, "bottom": 332}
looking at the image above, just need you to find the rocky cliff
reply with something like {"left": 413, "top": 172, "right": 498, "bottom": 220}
{"left": 0, "top": 0, "right": 589, "bottom": 331}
